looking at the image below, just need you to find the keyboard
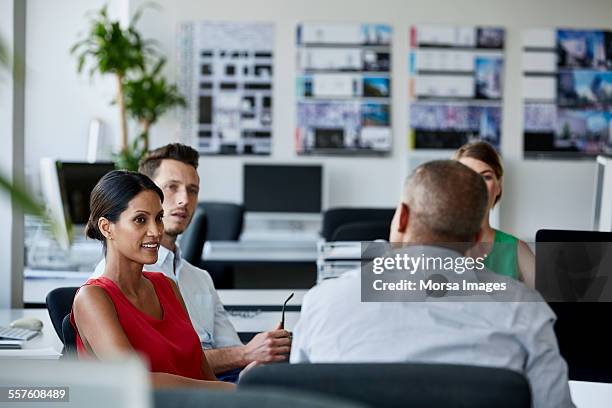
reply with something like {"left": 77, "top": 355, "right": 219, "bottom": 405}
{"left": 0, "top": 326, "right": 39, "bottom": 341}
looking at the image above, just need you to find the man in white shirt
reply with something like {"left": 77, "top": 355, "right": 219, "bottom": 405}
{"left": 92, "top": 143, "right": 291, "bottom": 375}
{"left": 290, "top": 160, "right": 574, "bottom": 408}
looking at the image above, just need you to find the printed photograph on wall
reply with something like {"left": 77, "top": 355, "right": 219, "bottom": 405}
{"left": 296, "top": 23, "right": 393, "bottom": 155}
{"left": 178, "top": 22, "right": 274, "bottom": 155}
{"left": 409, "top": 25, "right": 506, "bottom": 150}
{"left": 523, "top": 28, "right": 612, "bottom": 158}
{"left": 411, "top": 102, "right": 501, "bottom": 149}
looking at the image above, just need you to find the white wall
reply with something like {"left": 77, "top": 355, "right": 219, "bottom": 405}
{"left": 24, "top": 0, "right": 126, "bottom": 193}
{"left": 24, "top": 0, "right": 612, "bottom": 240}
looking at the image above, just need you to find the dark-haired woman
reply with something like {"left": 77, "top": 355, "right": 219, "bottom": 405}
{"left": 454, "top": 141, "right": 535, "bottom": 289}
{"left": 71, "top": 170, "right": 234, "bottom": 390}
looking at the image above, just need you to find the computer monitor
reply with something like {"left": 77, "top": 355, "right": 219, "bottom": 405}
{"left": 57, "top": 161, "right": 116, "bottom": 225}
{"left": 39, "top": 159, "right": 114, "bottom": 248}
{"left": 536, "top": 229, "right": 612, "bottom": 383}
{"left": 243, "top": 164, "right": 323, "bottom": 214}
{"left": 536, "top": 229, "right": 612, "bottom": 302}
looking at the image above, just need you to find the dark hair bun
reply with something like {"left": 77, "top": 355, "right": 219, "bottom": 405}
{"left": 85, "top": 217, "right": 104, "bottom": 241}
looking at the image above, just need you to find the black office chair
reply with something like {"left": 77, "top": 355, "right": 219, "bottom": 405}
{"left": 239, "top": 363, "right": 532, "bottom": 408}
{"left": 322, "top": 208, "right": 395, "bottom": 241}
{"left": 330, "top": 220, "right": 390, "bottom": 241}
{"left": 154, "top": 387, "right": 367, "bottom": 408}
{"left": 199, "top": 201, "right": 245, "bottom": 241}
{"left": 61, "top": 314, "right": 77, "bottom": 354}
{"left": 46, "top": 287, "right": 79, "bottom": 341}
{"left": 180, "top": 208, "right": 208, "bottom": 267}
{"left": 198, "top": 201, "right": 245, "bottom": 289}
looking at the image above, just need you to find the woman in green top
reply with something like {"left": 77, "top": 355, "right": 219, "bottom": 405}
{"left": 454, "top": 141, "right": 535, "bottom": 288}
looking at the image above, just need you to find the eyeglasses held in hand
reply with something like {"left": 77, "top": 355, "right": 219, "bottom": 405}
{"left": 280, "top": 292, "right": 294, "bottom": 329}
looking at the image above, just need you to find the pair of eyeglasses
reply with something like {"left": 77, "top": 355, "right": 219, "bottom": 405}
{"left": 280, "top": 292, "right": 294, "bottom": 329}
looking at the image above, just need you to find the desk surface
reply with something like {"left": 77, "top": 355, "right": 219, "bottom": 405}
{"left": 0, "top": 309, "right": 63, "bottom": 358}
{"left": 569, "top": 380, "right": 612, "bottom": 408}
{"left": 203, "top": 240, "right": 318, "bottom": 263}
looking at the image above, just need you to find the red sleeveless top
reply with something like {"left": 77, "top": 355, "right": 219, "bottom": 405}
{"left": 71, "top": 272, "right": 204, "bottom": 380}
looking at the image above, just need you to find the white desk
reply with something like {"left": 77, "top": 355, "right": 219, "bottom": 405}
{"left": 24, "top": 269, "right": 89, "bottom": 305}
{"left": 203, "top": 240, "right": 318, "bottom": 263}
{"left": 0, "top": 309, "right": 62, "bottom": 359}
{"left": 219, "top": 289, "right": 306, "bottom": 307}
{"left": 229, "top": 311, "right": 300, "bottom": 333}
{"left": 220, "top": 289, "right": 306, "bottom": 336}
{"left": 569, "top": 380, "right": 612, "bottom": 408}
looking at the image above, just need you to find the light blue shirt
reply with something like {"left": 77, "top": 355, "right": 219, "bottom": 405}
{"left": 291, "top": 246, "right": 575, "bottom": 408}
{"left": 92, "top": 244, "right": 242, "bottom": 350}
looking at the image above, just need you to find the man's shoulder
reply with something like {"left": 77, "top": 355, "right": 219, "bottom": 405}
{"left": 304, "top": 269, "right": 360, "bottom": 308}
{"left": 474, "top": 269, "right": 556, "bottom": 327}
{"left": 179, "top": 258, "right": 214, "bottom": 279}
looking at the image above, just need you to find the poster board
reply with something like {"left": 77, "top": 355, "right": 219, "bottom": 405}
{"left": 409, "top": 25, "right": 505, "bottom": 150}
{"left": 296, "top": 23, "right": 393, "bottom": 155}
{"left": 178, "top": 22, "right": 274, "bottom": 155}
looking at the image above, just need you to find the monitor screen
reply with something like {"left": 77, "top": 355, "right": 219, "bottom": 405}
{"left": 536, "top": 229, "right": 612, "bottom": 382}
{"left": 243, "top": 164, "right": 322, "bottom": 213}
{"left": 57, "top": 162, "right": 115, "bottom": 224}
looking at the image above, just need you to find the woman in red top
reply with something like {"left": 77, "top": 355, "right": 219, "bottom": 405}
{"left": 71, "top": 170, "right": 233, "bottom": 390}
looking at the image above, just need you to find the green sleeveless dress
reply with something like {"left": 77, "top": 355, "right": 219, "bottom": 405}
{"left": 483, "top": 230, "right": 519, "bottom": 280}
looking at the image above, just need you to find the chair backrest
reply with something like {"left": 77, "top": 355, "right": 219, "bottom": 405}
{"left": 62, "top": 313, "right": 77, "bottom": 354}
{"left": 322, "top": 208, "right": 395, "bottom": 241}
{"left": 154, "top": 387, "right": 367, "bottom": 408}
{"left": 46, "top": 287, "right": 79, "bottom": 340}
{"left": 180, "top": 208, "right": 208, "bottom": 266}
{"left": 199, "top": 201, "right": 244, "bottom": 241}
{"left": 330, "top": 220, "right": 390, "bottom": 242}
{"left": 239, "top": 363, "right": 532, "bottom": 408}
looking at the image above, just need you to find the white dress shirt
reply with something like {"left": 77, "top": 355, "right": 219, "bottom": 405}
{"left": 92, "top": 244, "right": 242, "bottom": 350}
{"left": 290, "top": 246, "right": 575, "bottom": 408}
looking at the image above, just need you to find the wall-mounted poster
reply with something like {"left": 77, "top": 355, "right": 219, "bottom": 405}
{"left": 178, "top": 22, "right": 274, "bottom": 155}
{"left": 296, "top": 23, "right": 392, "bottom": 155}
{"left": 409, "top": 25, "right": 505, "bottom": 150}
{"left": 523, "top": 28, "right": 612, "bottom": 158}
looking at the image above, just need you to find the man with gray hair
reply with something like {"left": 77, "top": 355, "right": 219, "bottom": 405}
{"left": 290, "top": 160, "right": 574, "bottom": 408}
{"left": 395, "top": 160, "right": 488, "bottom": 243}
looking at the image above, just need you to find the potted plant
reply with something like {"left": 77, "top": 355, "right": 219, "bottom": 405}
{"left": 71, "top": 5, "right": 185, "bottom": 170}
{"left": 124, "top": 57, "right": 186, "bottom": 151}
{"left": 119, "top": 57, "right": 186, "bottom": 169}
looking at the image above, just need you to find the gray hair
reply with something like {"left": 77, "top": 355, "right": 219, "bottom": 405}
{"left": 404, "top": 160, "right": 488, "bottom": 242}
